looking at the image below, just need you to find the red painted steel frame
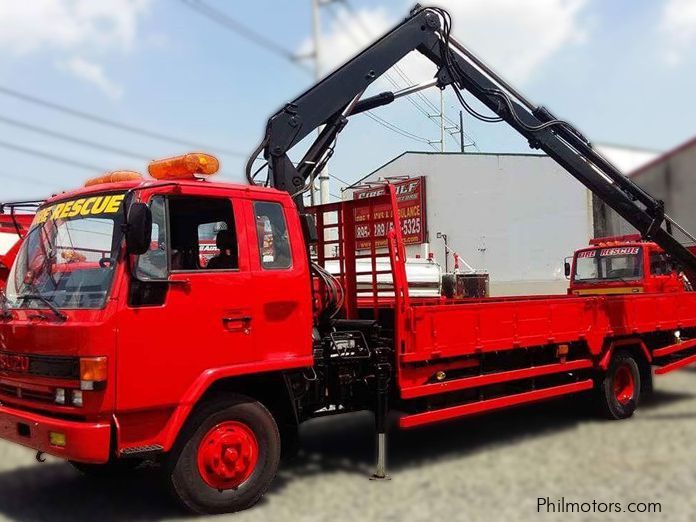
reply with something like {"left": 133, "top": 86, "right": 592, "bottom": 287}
{"left": 400, "top": 380, "right": 594, "bottom": 428}
{"left": 653, "top": 338, "right": 696, "bottom": 358}
{"left": 309, "top": 185, "right": 408, "bottom": 321}
{"left": 401, "top": 359, "right": 593, "bottom": 399}
{"left": 655, "top": 354, "right": 696, "bottom": 375}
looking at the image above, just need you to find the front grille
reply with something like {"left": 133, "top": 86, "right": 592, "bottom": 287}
{"left": 29, "top": 356, "right": 79, "bottom": 379}
{"left": 0, "top": 383, "right": 54, "bottom": 404}
{"left": 0, "top": 351, "right": 79, "bottom": 380}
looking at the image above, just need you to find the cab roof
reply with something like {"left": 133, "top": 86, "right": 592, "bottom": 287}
{"left": 42, "top": 178, "right": 290, "bottom": 207}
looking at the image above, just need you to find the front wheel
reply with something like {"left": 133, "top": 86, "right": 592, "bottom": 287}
{"left": 596, "top": 350, "right": 641, "bottom": 419}
{"left": 165, "top": 395, "right": 281, "bottom": 515}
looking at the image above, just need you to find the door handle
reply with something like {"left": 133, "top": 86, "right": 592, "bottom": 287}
{"left": 222, "top": 316, "right": 252, "bottom": 334}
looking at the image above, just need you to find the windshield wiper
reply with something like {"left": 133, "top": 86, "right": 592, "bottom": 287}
{"left": 18, "top": 293, "right": 67, "bottom": 322}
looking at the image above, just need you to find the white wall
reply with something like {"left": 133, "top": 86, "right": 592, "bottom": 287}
{"left": 349, "top": 152, "right": 594, "bottom": 296}
{"left": 596, "top": 140, "right": 696, "bottom": 244}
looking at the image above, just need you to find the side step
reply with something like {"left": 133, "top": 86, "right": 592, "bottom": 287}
{"left": 653, "top": 338, "right": 696, "bottom": 358}
{"left": 399, "top": 379, "right": 594, "bottom": 429}
{"left": 655, "top": 353, "right": 696, "bottom": 375}
{"left": 653, "top": 338, "right": 696, "bottom": 375}
{"left": 400, "top": 359, "right": 593, "bottom": 399}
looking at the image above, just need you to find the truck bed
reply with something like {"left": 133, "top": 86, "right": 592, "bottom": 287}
{"left": 311, "top": 185, "right": 696, "bottom": 430}
{"left": 401, "top": 292, "right": 696, "bottom": 362}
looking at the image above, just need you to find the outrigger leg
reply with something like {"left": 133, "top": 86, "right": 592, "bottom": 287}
{"left": 371, "top": 358, "right": 391, "bottom": 480}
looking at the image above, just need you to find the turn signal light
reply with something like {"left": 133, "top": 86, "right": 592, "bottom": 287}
{"left": 80, "top": 356, "right": 107, "bottom": 390}
{"left": 85, "top": 170, "right": 143, "bottom": 187}
{"left": 147, "top": 153, "right": 219, "bottom": 180}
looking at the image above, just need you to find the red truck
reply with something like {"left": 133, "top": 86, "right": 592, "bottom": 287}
{"left": 567, "top": 235, "right": 692, "bottom": 296}
{"left": 0, "top": 213, "right": 32, "bottom": 289}
{"left": 2, "top": 6, "right": 696, "bottom": 515}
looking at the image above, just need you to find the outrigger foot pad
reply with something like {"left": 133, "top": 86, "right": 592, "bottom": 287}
{"left": 369, "top": 433, "right": 391, "bottom": 480}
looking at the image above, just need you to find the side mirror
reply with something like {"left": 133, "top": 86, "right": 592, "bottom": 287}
{"left": 300, "top": 213, "right": 318, "bottom": 244}
{"left": 564, "top": 261, "right": 572, "bottom": 278}
{"left": 126, "top": 202, "right": 152, "bottom": 255}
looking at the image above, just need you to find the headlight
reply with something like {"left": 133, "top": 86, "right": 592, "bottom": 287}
{"left": 71, "top": 390, "right": 83, "bottom": 407}
{"left": 54, "top": 388, "right": 66, "bottom": 405}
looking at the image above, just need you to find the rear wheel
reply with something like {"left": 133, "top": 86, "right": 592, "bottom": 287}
{"left": 596, "top": 350, "right": 641, "bottom": 419}
{"left": 165, "top": 395, "right": 280, "bottom": 515}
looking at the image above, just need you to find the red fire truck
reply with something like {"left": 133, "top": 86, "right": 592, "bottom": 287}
{"left": 1, "top": 6, "right": 696, "bottom": 515}
{"left": 567, "top": 235, "right": 691, "bottom": 296}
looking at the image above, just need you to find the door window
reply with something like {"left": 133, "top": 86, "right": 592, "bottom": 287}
{"left": 253, "top": 201, "right": 292, "bottom": 269}
{"left": 168, "top": 197, "right": 237, "bottom": 271}
{"left": 135, "top": 196, "right": 238, "bottom": 278}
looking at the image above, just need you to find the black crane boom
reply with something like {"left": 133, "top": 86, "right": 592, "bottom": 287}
{"left": 248, "top": 5, "right": 696, "bottom": 276}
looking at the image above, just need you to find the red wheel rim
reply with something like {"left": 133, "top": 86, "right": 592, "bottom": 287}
{"left": 613, "top": 363, "right": 635, "bottom": 405}
{"left": 197, "top": 421, "right": 259, "bottom": 490}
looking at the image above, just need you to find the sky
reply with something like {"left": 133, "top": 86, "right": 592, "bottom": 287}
{"left": 0, "top": 0, "right": 694, "bottom": 202}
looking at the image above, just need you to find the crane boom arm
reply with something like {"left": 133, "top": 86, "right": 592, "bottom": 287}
{"left": 249, "top": 5, "right": 696, "bottom": 276}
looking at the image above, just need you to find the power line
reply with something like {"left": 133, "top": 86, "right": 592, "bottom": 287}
{"left": 363, "top": 112, "right": 431, "bottom": 145}
{"left": 322, "top": 3, "right": 437, "bottom": 148}
{"left": 0, "top": 171, "right": 59, "bottom": 188}
{"left": 0, "top": 86, "right": 246, "bottom": 157}
{"left": 0, "top": 140, "right": 104, "bottom": 172}
{"left": 177, "top": 0, "right": 436, "bottom": 184}
{"left": 0, "top": 115, "right": 151, "bottom": 161}
{"left": 179, "top": 0, "right": 310, "bottom": 70}
{"left": 333, "top": 1, "right": 466, "bottom": 149}
{"left": 180, "top": 0, "right": 434, "bottom": 150}
{"left": 340, "top": 0, "right": 478, "bottom": 149}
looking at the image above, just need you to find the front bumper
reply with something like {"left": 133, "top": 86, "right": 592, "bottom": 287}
{"left": 0, "top": 404, "right": 111, "bottom": 463}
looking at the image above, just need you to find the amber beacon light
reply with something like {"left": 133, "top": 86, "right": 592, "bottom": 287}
{"left": 84, "top": 170, "right": 143, "bottom": 187}
{"left": 147, "top": 153, "right": 220, "bottom": 180}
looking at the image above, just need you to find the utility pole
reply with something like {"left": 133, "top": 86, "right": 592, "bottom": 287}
{"left": 311, "top": 0, "right": 330, "bottom": 205}
{"left": 430, "top": 89, "right": 449, "bottom": 152}
{"left": 459, "top": 110, "right": 465, "bottom": 153}
{"left": 439, "top": 90, "right": 445, "bottom": 152}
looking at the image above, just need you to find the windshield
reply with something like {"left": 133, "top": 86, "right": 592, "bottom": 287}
{"left": 574, "top": 246, "right": 643, "bottom": 283}
{"left": 5, "top": 193, "right": 126, "bottom": 310}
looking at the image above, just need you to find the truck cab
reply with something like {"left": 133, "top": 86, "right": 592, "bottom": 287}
{"left": 0, "top": 155, "right": 313, "bottom": 471}
{"left": 568, "top": 235, "right": 687, "bottom": 296}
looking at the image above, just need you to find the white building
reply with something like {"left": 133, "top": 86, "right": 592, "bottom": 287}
{"left": 345, "top": 146, "right": 657, "bottom": 296}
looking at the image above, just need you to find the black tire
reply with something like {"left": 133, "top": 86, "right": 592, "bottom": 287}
{"left": 596, "top": 350, "right": 641, "bottom": 420}
{"left": 165, "top": 395, "right": 281, "bottom": 515}
{"left": 70, "top": 458, "right": 141, "bottom": 478}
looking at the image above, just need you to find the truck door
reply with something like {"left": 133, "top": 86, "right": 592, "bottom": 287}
{"left": 116, "top": 191, "right": 255, "bottom": 415}
{"left": 246, "top": 198, "right": 313, "bottom": 361}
